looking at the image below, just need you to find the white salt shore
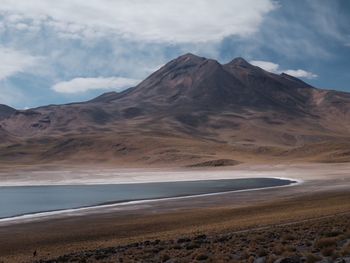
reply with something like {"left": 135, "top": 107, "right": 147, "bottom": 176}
{"left": 0, "top": 163, "right": 349, "bottom": 225}
{"left": 0, "top": 164, "right": 309, "bottom": 187}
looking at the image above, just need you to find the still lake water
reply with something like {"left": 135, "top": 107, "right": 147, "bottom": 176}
{"left": 0, "top": 178, "right": 294, "bottom": 219}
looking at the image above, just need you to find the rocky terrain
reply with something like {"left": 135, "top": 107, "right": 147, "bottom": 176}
{"left": 35, "top": 213, "right": 350, "bottom": 263}
{"left": 0, "top": 54, "right": 349, "bottom": 166}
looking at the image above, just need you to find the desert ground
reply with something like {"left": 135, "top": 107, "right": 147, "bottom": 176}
{"left": 0, "top": 163, "right": 349, "bottom": 262}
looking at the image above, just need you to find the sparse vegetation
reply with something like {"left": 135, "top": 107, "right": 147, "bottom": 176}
{"left": 304, "top": 253, "right": 321, "bottom": 263}
{"left": 315, "top": 237, "right": 337, "bottom": 249}
{"left": 35, "top": 213, "right": 350, "bottom": 263}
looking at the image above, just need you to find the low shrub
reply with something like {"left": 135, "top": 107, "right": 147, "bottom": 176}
{"left": 314, "top": 237, "right": 337, "bottom": 249}
{"left": 305, "top": 253, "right": 321, "bottom": 263}
{"left": 321, "top": 247, "right": 335, "bottom": 257}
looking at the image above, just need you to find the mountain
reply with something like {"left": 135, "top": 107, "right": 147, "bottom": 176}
{"left": 0, "top": 53, "right": 349, "bottom": 166}
{"left": 0, "top": 104, "right": 16, "bottom": 121}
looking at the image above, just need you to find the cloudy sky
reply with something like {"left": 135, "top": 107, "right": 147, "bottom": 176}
{"left": 0, "top": 0, "right": 349, "bottom": 109}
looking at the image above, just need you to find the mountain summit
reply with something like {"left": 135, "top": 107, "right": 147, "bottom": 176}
{"left": 0, "top": 54, "right": 349, "bottom": 165}
{"left": 97, "top": 53, "right": 316, "bottom": 114}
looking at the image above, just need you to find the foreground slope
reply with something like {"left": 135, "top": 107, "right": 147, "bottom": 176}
{"left": 0, "top": 54, "right": 349, "bottom": 165}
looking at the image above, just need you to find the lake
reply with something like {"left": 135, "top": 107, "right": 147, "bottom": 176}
{"left": 0, "top": 178, "right": 295, "bottom": 219}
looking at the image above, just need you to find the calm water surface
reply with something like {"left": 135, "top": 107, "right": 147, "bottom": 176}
{"left": 0, "top": 178, "right": 294, "bottom": 219}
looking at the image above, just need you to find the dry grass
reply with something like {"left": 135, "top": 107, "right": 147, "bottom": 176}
{"left": 341, "top": 243, "right": 350, "bottom": 257}
{"left": 304, "top": 253, "right": 322, "bottom": 263}
{"left": 315, "top": 237, "right": 338, "bottom": 249}
{"left": 32, "top": 213, "right": 350, "bottom": 263}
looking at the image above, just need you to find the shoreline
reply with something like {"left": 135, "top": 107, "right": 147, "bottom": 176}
{"left": 0, "top": 177, "right": 300, "bottom": 225}
{"left": 0, "top": 163, "right": 349, "bottom": 262}
{"left": 1, "top": 189, "right": 349, "bottom": 263}
{"left": 0, "top": 163, "right": 307, "bottom": 187}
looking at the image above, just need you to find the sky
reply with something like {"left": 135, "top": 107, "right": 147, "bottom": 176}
{"left": 0, "top": 0, "right": 349, "bottom": 109}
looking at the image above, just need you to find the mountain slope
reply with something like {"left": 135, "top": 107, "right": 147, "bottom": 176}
{"left": 0, "top": 54, "right": 349, "bottom": 166}
{"left": 0, "top": 104, "right": 16, "bottom": 121}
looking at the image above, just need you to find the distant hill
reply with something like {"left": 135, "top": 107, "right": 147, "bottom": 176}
{"left": 0, "top": 104, "right": 16, "bottom": 121}
{"left": 0, "top": 53, "right": 349, "bottom": 166}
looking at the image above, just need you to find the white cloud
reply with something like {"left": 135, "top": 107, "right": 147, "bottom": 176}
{"left": 248, "top": 60, "right": 279, "bottom": 73}
{"left": 0, "top": 47, "right": 39, "bottom": 80}
{"left": 0, "top": 0, "right": 276, "bottom": 43}
{"left": 250, "top": 60, "right": 318, "bottom": 79}
{"left": 52, "top": 77, "right": 140, "bottom": 93}
{"left": 283, "top": 69, "right": 317, "bottom": 79}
